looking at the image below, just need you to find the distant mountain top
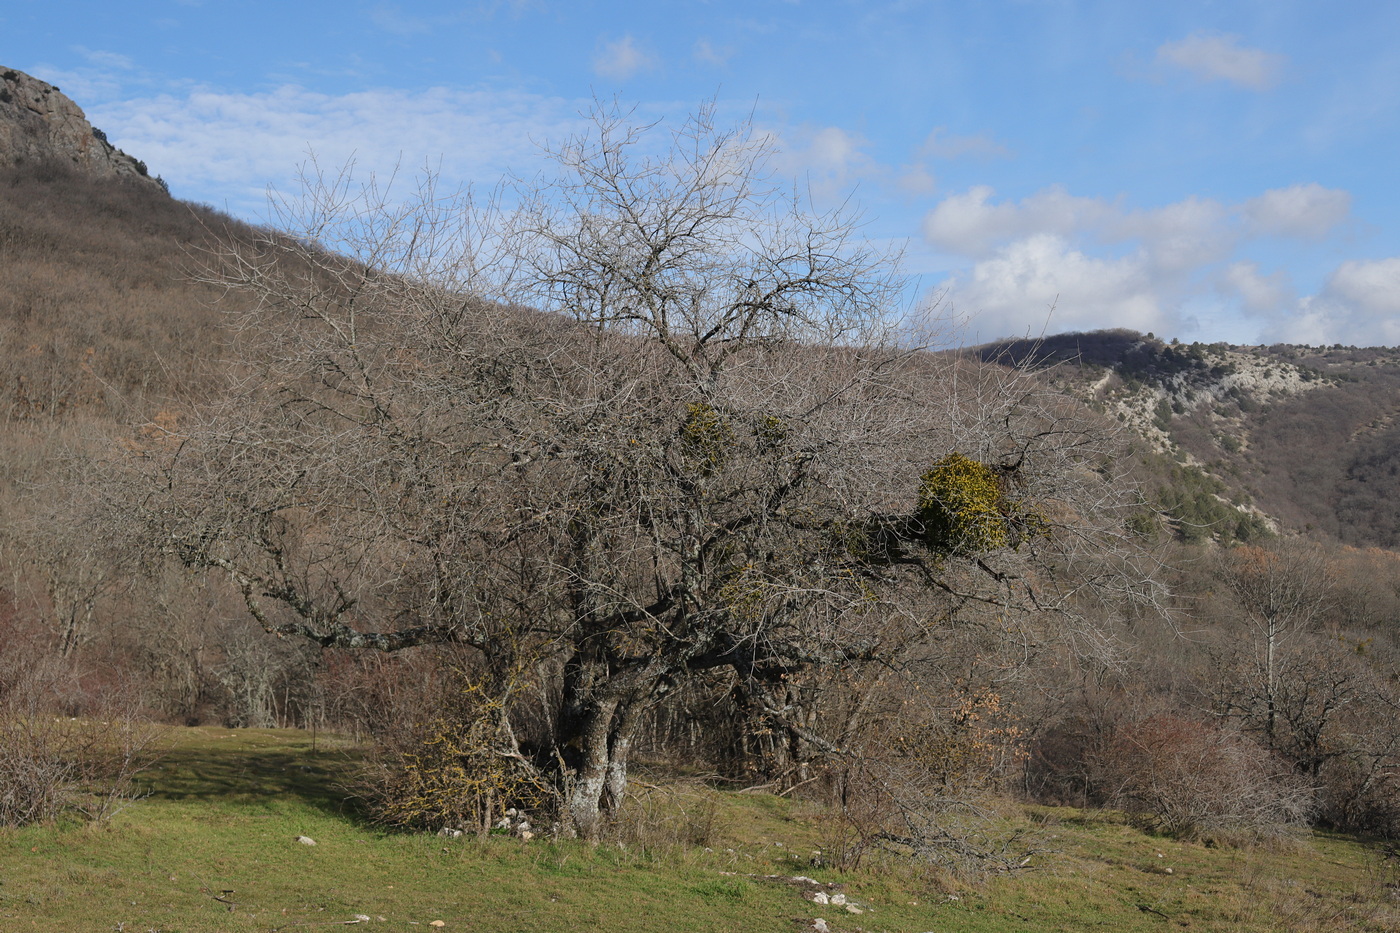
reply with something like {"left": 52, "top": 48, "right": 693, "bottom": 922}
{"left": 0, "top": 66, "right": 164, "bottom": 191}
{"left": 967, "top": 329, "right": 1400, "bottom": 549}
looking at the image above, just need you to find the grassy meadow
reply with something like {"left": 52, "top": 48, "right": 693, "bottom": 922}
{"left": 0, "top": 727, "right": 1396, "bottom": 932}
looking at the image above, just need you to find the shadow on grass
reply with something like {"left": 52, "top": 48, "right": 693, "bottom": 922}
{"left": 143, "top": 729, "right": 370, "bottom": 820}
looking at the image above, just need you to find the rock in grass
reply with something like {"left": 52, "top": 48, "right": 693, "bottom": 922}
{"left": 295, "top": 835, "right": 316, "bottom": 846}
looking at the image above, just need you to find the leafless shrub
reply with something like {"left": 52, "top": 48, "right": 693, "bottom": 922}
{"left": 1317, "top": 757, "right": 1400, "bottom": 839}
{"left": 816, "top": 670, "right": 1039, "bottom": 875}
{"left": 0, "top": 712, "right": 82, "bottom": 826}
{"left": 1097, "top": 713, "right": 1313, "bottom": 844}
{"left": 0, "top": 662, "right": 163, "bottom": 826}
{"left": 612, "top": 781, "right": 720, "bottom": 850}
{"left": 75, "top": 705, "right": 167, "bottom": 823}
{"left": 1022, "top": 683, "right": 1130, "bottom": 807}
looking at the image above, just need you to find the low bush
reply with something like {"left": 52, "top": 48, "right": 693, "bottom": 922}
{"left": 1096, "top": 714, "right": 1313, "bottom": 844}
{"left": 354, "top": 665, "right": 554, "bottom": 835}
{"left": 0, "top": 713, "right": 82, "bottom": 825}
{"left": 0, "top": 693, "right": 163, "bottom": 826}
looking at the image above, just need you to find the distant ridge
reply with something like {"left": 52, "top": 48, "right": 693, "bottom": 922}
{"left": 0, "top": 66, "right": 164, "bottom": 191}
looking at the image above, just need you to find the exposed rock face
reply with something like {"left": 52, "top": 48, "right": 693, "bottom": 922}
{"left": 0, "top": 66, "right": 164, "bottom": 191}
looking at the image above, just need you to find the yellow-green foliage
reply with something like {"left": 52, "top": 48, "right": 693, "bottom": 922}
{"left": 919, "top": 452, "right": 1012, "bottom": 555}
{"left": 375, "top": 683, "right": 551, "bottom": 833}
{"left": 718, "top": 564, "right": 773, "bottom": 624}
{"left": 755, "top": 413, "right": 787, "bottom": 447}
{"left": 680, "top": 402, "right": 736, "bottom": 472}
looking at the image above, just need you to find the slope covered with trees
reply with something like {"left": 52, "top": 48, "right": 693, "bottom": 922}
{"left": 972, "top": 332, "right": 1400, "bottom": 548}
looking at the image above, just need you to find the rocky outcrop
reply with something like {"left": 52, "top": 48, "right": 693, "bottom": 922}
{"left": 0, "top": 66, "right": 164, "bottom": 191}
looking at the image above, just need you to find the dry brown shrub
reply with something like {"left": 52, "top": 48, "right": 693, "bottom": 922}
{"left": 0, "top": 656, "right": 164, "bottom": 826}
{"left": 817, "top": 683, "right": 1036, "bottom": 875}
{"left": 1097, "top": 713, "right": 1313, "bottom": 844}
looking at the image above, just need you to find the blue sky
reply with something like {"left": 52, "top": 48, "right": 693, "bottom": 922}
{"left": 5, "top": 1, "right": 1400, "bottom": 346}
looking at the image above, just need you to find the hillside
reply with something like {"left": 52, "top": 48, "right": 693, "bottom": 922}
{"left": 970, "top": 331, "right": 1400, "bottom": 548}
{"left": 0, "top": 68, "right": 258, "bottom": 434}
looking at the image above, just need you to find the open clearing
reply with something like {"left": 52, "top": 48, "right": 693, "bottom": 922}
{"left": 0, "top": 727, "right": 1395, "bottom": 932}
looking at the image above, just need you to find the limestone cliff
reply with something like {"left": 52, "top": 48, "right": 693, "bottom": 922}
{"left": 0, "top": 66, "right": 164, "bottom": 191}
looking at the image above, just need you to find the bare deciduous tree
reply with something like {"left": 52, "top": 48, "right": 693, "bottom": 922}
{"left": 1218, "top": 542, "right": 1334, "bottom": 746}
{"left": 114, "top": 103, "right": 1156, "bottom": 838}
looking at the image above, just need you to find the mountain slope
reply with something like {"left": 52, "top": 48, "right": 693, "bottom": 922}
{"left": 971, "top": 331, "right": 1400, "bottom": 547}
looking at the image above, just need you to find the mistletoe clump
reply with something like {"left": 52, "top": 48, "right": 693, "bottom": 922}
{"left": 918, "top": 453, "right": 1016, "bottom": 556}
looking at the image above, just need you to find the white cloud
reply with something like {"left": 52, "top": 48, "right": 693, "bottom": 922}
{"left": 896, "top": 164, "right": 937, "bottom": 197}
{"left": 29, "top": 63, "right": 127, "bottom": 103}
{"left": 917, "top": 127, "right": 1009, "bottom": 160}
{"left": 88, "top": 85, "right": 584, "bottom": 219}
{"left": 895, "top": 128, "right": 1007, "bottom": 203}
{"left": 921, "top": 182, "right": 1366, "bottom": 344}
{"left": 693, "top": 38, "right": 733, "bottom": 67}
{"left": 1243, "top": 183, "right": 1351, "bottom": 239}
{"left": 1113, "top": 196, "right": 1232, "bottom": 272}
{"left": 73, "top": 47, "right": 134, "bottom": 70}
{"left": 1224, "top": 261, "right": 1294, "bottom": 314}
{"left": 922, "top": 185, "right": 1115, "bottom": 257}
{"left": 1226, "top": 256, "right": 1400, "bottom": 347}
{"left": 765, "top": 125, "right": 881, "bottom": 204}
{"left": 593, "top": 35, "right": 657, "bottom": 80}
{"left": 942, "top": 235, "right": 1165, "bottom": 342}
{"left": 1280, "top": 258, "right": 1400, "bottom": 346}
{"left": 1328, "top": 257, "right": 1400, "bottom": 311}
{"left": 1156, "top": 32, "right": 1285, "bottom": 91}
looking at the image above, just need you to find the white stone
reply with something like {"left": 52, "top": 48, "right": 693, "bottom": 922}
{"left": 812, "top": 892, "right": 829, "bottom": 904}
{"left": 295, "top": 835, "right": 316, "bottom": 846}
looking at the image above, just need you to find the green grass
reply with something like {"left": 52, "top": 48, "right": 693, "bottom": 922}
{"left": 0, "top": 728, "right": 1396, "bottom": 932}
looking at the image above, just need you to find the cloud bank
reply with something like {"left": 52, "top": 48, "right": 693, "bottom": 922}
{"left": 921, "top": 182, "right": 1389, "bottom": 346}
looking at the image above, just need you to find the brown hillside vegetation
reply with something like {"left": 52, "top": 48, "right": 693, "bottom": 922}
{"left": 1247, "top": 347, "right": 1400, "bottom": 547}
{"left": 970, "top": 331, "right": 1400, "bottom": 548}
{"left": 0, "top": 161, "right": 255, "bottom": 425}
